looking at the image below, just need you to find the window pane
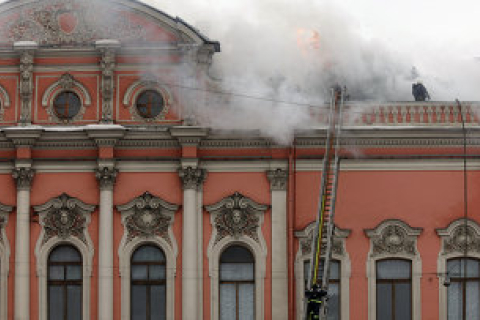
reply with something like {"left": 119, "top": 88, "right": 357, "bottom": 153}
{"left": 132, "top": 265, "right": 148, "bottom": 280}
{"left": 220, "top": 246, "right": 254, "bottom": 263}
{"left": 67, "top": 285, "right": 82, "bottom": 320}
{"left": 327, "top": 283, "right": 339, "bottom": 320}
{"left": 330, "top": 261, "right": 340, "bottom": 280}
{"left": 49, "top": 285, "right": 64, "bottom": 320}
{"left": 466, "top": 281, "right": 480, "bottom": 319}
{"left": 150, "top": 285, "right": 166, "bottom": 320}
{"left": 377, "top": 283, "right": 393, "bottom": 320}
{"left": 67, "top": 265, "right": 82, "bottom": 280}
{"left": 131, "top": 285, "right": 147, "bottom": 320}
{"left": 377, "top": 260, "right": 411, "bottom": 279}
{"left": 132, "top": 245, "right": 165, "bottom": 263}
{"left": 239, "top": 283, "right": 254, "bottom": 320}
{"left": 448, "top": 282, "right": 463, "bottom": 320}
{"left": 49, "top": 265, "right": 64, "bottom": 280}
{"left": 221, "top": 263, "right": 254, "bottom": 281}
{"left": 394, "top": 283, "right": 412, "bottom": 320}
{"left": 50, "top": 246, "right": 81, "bottom": 262}
{"left": 448, "top": 258, "right": 480, "bottom": 278}
{"left": 149, "top": 265, "right": 166, "bottom": 280}
{"left": 304, "top": 260, "right": 311, "bottom": 288}
{"left": 220, "top": 283, "right": 236, "bottom": 320}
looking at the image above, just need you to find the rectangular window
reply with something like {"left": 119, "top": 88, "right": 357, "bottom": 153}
{"left": 376, "top": 259, "right": 412, "bottom": 320}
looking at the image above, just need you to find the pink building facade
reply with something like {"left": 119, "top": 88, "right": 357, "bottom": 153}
{"left": 0, "top": 1, "right": 479, "bottom": 320}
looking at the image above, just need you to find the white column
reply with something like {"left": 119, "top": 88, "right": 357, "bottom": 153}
{"left": 267, "top": 169, "right": 289, "bottom": 320}
{"left": 179, "top": 167, "right": 206, "bottom": 320}
{"left": 12, "top": 167, "right": 34, "bottom": 320}
{"left": 96, "top": 166, "right": 117, "bottom": 320}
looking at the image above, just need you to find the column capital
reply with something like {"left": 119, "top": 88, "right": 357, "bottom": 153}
{"left": 12, "top": 167, "right": 35, "bottom": 190}
{"left": 179, "top": 166, "right": 207, "bottom": 190}
{"left": 96, "top": 166, "right": 118, "bottom": 190}
{"left": 267, "top": 168, "right": 288, "bottom": 191}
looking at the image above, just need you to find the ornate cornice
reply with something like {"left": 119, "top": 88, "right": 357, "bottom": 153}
{"left": 365, "top": 219, "right": 422, "bottom": 258}
{"left": 33, "top": 193, "right": 95, "bottom": 246}
{"left": 12, "top": 167, "right": 34, "bottom": 190}
{"left": 267, "top": 169, "right": 288, "bottom": 191}
{"left": 437, "top": 218, "right": 480, "bottom": 255}
{"left": 178, "top": 166, "right": 207, "bottom": 190}
{"left": 117, "top": 191, "right": 179, "bottom": 245}
{"left": 95, "top": 166, "right": 118, "bottom": 190}
{"left": 206, "top": 192, "right": 269, "bottom": 245}
{"left": 295, "top": 222, "right": 350, "bottom": 257}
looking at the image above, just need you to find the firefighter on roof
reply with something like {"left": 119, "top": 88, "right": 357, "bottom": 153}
{"left": 412, "top": 81, "right": 431, "bottom": 101}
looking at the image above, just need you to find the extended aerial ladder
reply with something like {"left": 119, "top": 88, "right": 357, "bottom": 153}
{"left": 304, "top": 86, "right": 345, "bottom": 320}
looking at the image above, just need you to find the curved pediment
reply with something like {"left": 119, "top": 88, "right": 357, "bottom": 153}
{"left": 0, "top": 0, "right": 219, "bottom": 50}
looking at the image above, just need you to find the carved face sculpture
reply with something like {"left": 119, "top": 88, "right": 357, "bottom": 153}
{"left": 60, "top": 210, "right": 70, "bottom": 225}
{"left": 232, "top": 209, "right": 242, "bottom": 224}
{"left": 142, "top": 210, "right": 154, "bottom": 226}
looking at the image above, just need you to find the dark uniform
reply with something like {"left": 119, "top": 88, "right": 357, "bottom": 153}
{"left": 305, "top": 285, "right": 328, "bottom": 320}
{"left": 412, "top": 82, "right": 431, "bottom": 101}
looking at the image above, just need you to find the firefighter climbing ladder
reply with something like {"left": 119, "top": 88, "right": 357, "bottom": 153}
{"left": 305, "top": 86, "right": 345, "bottom": 320}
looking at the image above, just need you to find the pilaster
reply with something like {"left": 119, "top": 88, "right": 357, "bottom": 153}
{"left": 96, "top": 40, "right": 120, "bottom": 123}
{"left": 14, "top": 41, "right": 38, "bottom": 125}
{"left": 267, "top": 168, "right": 289, "bottom": 320}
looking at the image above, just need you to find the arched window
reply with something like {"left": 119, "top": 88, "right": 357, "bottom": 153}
{"left": 376, "top": 259, "right": 412, "bottom": 320}
{"left": 136, "top": 90, "right": 164, "bottom": 119}
{"left": 47, "top": 245, "right": 82, "bottom": 320}
{"left": 53, "top": 91, "right": 82, "bottom": 120}
{"left": 131, "top": 245, "right": 166, "bottom": 320}
{"left": 447, "top": 258, "right": 480, "bottom": 319}
{"left": 219, "top": 245, "right": 255, "bottom": 320}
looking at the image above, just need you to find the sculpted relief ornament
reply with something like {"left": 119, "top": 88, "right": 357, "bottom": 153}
{"left": 295, "top": 222, "right": 350, "bottom": 258}
{"left": 0, "top": 203, "right": 13, "bottom": 246}
{"left": 205, "top": 192, "right": 269, "bottom": 245}
{"left": 117, "top": 192, "right": 179, "bottom": 245}
{"left": 365, "top": 220, "right": 422, "bottom": 258}
{"left": 34, "top": 193, "right": 95, "bottom": 246}
{"left": 437, "top": 218, "right": 480, "bottom": 255}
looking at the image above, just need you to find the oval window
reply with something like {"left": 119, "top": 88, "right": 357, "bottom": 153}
{"left": 136, "top": 90, "right": 164, "bottom": 119}
{"left": 53, "top": 91, "right": 81, "bottom": 120}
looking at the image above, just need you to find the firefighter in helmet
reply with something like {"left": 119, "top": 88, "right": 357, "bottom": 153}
{"left": 305, "top": 284, "right": 328, "bottom": 320}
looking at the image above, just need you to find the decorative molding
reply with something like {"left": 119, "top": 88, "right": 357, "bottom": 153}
{"left": 437, "top": 218, "right": 480, "bottom": 255}
{"left": 205, "top": 192, "right": 268, "bottom": 245}
{"left": 34, "top": 193, "right": 95, "bottom": 320}
{"left": 295, "top": 222, "right": 351, "bottom": 320}
{"left": 365, "top": 219, "right": 422, "bottom": 258}
{"left": 0, "top": 83, "right": 11, "bottom": 121}
{"left": 117, "top": 192, "right": 179, "bottom": 320}
{"left": 436, "top": 218, "right": 480, "bottom": 320}
{"left": 365, "top": 219, "right": 422, "bottom": 320}
{"left": 0, "top": 202, "right": 12, "bottom": 320}
{"left": 123, "top": 76, "right": 173, "bottom": 122}
{"left": 12, "top": 167, "right": 35, "bottom": 190}
{"left": 95, "top": 166, "right": 118, "bottom": 190}
{"left": 178, "top": 166, "right": 207, "bottom": 190}
{"left": 116, "top": 191, "right": 179, "bottom": 246}
{"left": 98, "top": 44, "right": 119, "bottom": 123}
{"left": 33, "top": 193, "right": 95, "bottom": 246}
{"left": 267, "top": 168, "right": 288, "bottom": 191}
{"left": 41, "top": 73, "right": 92, "bottom": 123}
{"left": 16, "top": 46, "right": 37, "bottom": 124}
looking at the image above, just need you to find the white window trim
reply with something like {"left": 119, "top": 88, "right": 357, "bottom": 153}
{"left": 35, "top": 237, "right": 94, "bottom": 320}
{"left": 436, "top": 218, "right": 480, "bottom": 320}
{"left": 34, "top": 194, "right": 95, "bottom": 320}
{"left": 208, "top": 236, "right": 267, "bottom": 320}
{"left": 365, "top": 219, "right": 422, "bottom": 320}
{"left": 0, "top": 203, "right": 13, "bottom": 320}
{"left": 295, "top": 222, "right": 351, "bottom": 320}
{"left": 117, "top": 192, "right": 179, "bottom": 320}
{"left": 206, "top": 192, "right": 268, "bottom": 320}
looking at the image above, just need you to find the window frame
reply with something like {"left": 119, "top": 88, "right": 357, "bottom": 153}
{"left": 135, "top": 90, "right": 165, "bottom": 119}
{"left": 52, "top": 91, "right": 82, "bottom": 121}
{"left": 219, "top": 245, "right": 256, "bottom": 320}
{"left": 295, "top": 223, "right": 351, "bottom": 320}
{"left": 130, "top": 244, "right": 167, "bottom": 320}
{"left": 0, "top": 203, "right": 12, "bottom": 320}
{"left": 47, "top": 245, "right": 83, "bottom": 320}
{"left": 375, "top": 258, "right": 413, "bottom": 320}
